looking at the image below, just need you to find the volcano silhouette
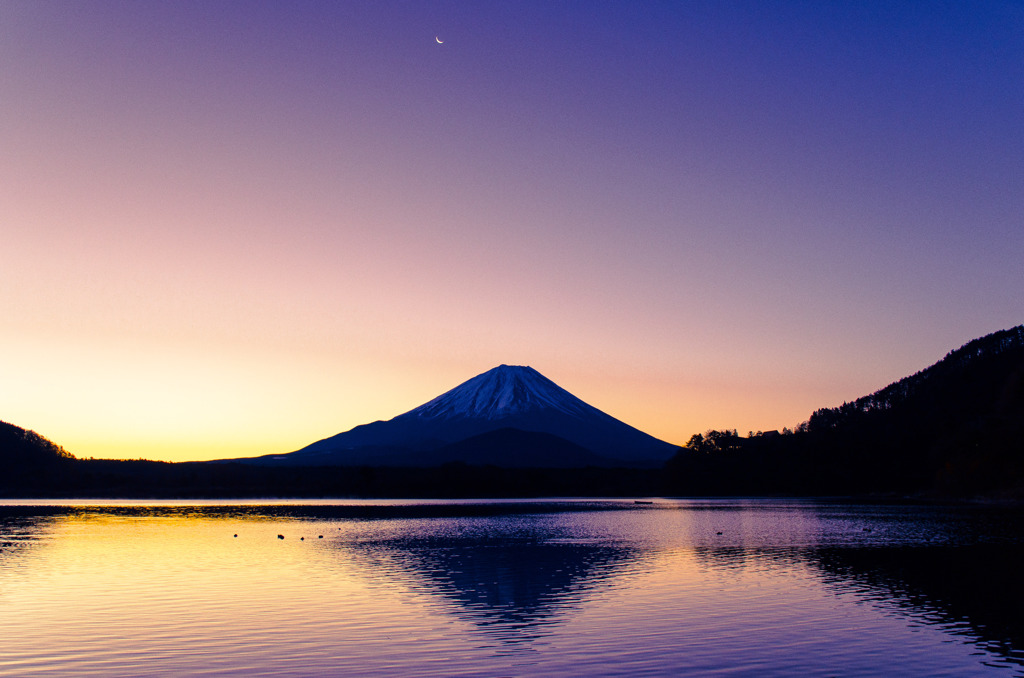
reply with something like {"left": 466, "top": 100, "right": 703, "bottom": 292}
{"left": 258, "top": 365, "right": 677, "bottom": 467}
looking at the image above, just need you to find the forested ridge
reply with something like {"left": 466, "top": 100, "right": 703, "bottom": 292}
{"left": 667, "top": 325, "right": 1024, "bottom": 498}
{"left": 0, "top": 420, "right": 73, "bottom": 467}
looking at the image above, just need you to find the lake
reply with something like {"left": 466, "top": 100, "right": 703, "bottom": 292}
{"left": 1, "top": 499, "right": 1022, "bottom": 677}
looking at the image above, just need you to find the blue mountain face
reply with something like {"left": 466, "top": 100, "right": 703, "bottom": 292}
{"left": 276, "top": 365, "right": 678, "bottom": 467}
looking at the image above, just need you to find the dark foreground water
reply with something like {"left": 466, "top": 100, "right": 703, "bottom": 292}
{"left": 0, "top": 498, "right": 1021, "bottom": 677}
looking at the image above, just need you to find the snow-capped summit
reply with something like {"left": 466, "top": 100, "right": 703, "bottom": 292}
{"left": 264, "top": 365, "right": 678, "bottom": 467}
{"left": 408, "top": 365, "right": 592, "bottom": 421}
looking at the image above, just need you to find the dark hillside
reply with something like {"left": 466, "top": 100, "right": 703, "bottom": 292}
{"left": 0, "top": 420, "right": 77, "bottom": 494}
{"left": 667, "top": 326, "right": 1024, "bottom": 498}
{"left": 0, "top": 420, "right": 73, "bottom": 466}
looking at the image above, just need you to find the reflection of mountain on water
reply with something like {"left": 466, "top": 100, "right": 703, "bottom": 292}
{"left": 692, "top": 541, "right": 1024, "bottom": 671}
{"left": 342, "top": 534, "right": 640, "bottom": 642}
{"left": 807, "top": 544, "right": 1024, "bottom": 669}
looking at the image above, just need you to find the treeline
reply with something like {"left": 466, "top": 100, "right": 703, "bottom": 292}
{"left": 0, "top": 419, "right": 75, "bottom": 483}
{"left": 666, "top": 326, "right": 1024, "bottom": 498}
{"left": 0, "top": 420, "right": 73, "bottom": 463}
{"left": 1, "top": 458, "right": 662, "bottom": 499}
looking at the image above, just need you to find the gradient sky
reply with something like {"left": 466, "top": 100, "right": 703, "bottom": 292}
{"left": 2, "top": 1, "right": 1022, "bottom": 462}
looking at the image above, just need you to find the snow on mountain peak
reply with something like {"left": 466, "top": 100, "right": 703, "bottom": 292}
{"left": 405, "top": 365, "right": 594, "bottom": 421}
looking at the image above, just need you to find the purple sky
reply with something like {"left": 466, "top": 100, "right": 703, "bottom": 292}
{"left": 2, "top": 1, "right": 1022, "bottom": 461}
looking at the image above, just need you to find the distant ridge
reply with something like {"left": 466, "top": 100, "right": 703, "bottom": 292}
{"left": 249, "top": 365, "right": 678, "bottom": 468}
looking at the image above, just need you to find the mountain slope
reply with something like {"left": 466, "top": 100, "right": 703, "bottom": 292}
{"left": 409, "top": 365, "right": 596, "bottom": 420}
{"left": 805, "top": 324, "right": 1024, "bottom": 436}
{"left": 0, "top": 420, "right": 74, "bottom": 468}
{"left": 0, "top": 420, "right": 77, "bottom": 495}
{"left": 262, "top": 365, "right": 677, "bottom": 467}
{"left": 420, "top": 428, "right": 610, "bottom": 468}
{"left": 667, "top": 325, "right": 1024, "bottom": 497}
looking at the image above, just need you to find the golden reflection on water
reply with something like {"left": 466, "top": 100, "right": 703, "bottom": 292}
{"left": 0, "top": 501, "right": 1021, "bottom": 677}
{"left": 1, "top": 511, "right": 410, "bottom": 677}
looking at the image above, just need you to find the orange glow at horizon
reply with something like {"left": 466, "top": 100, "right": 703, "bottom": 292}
{"left": 2, "top": 327, "right": 872, "bottom": 462}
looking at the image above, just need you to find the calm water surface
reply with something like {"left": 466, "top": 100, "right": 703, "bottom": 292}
{"left": 0, "top": 498, "right": 1021, "bottom": 677}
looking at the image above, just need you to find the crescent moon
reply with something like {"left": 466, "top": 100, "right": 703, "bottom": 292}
{"left": 435, "top": 36, "right": 444, "bottom": 44}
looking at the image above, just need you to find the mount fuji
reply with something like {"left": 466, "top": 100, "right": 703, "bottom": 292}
{"left": 249, "top": 365, "right": 678, "bottom": 468}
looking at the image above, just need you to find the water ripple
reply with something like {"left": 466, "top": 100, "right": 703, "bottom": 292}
{"left": 0, "top": 500, "right": 1021, "bottom": 676}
